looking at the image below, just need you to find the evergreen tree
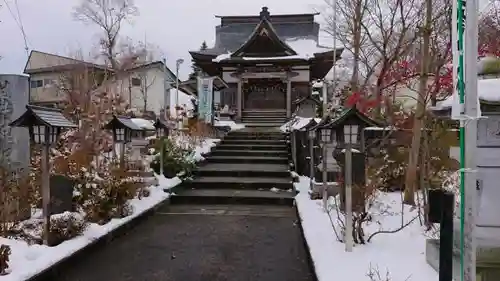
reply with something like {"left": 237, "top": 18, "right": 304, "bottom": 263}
{"left": 189, "top": 41, "right": 208, "bottom": 80}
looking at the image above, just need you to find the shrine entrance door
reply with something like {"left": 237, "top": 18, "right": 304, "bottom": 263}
{"left": 242, "top": 78, "right": 286, "bottom": 110}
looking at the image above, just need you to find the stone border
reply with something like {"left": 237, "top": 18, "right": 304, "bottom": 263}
{"left": 26, "top": 196, "right": 171, "bottom": 281}
{"left": 294, "top": 203, "right": 320, "bottom": 281}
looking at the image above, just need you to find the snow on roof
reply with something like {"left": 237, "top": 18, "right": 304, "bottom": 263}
{"left": 212, "top": 38, "right": 333, "bottom": 62}
{"left": 130, "top": 118, "right": 155, "bottom": 130}
{"left": 435, "top": 78, "right": 500, "bottom": 110}
{"left": 285, "top": 38, "right": 332, "bottom": 59}
{"left": 312, "top": 81, "right": 323, "bottom": 88}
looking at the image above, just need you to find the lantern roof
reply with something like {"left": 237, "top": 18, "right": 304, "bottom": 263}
{"left": 293, "top": 94, "right": 322, "bottom": 106}
{"left": 9, "top": 105, "right": 77, "bottom": 128}
{"left": 153, "top": 118, "right": 170, "bottom": 129}
{"left": 104, "top": 116, "right": 143, "bottom": 131}
{"left": 299, "top": 117, "right": 319, "bottom": 131}
{"left": 312, "top": 106, "right": 383, "bottom": 130}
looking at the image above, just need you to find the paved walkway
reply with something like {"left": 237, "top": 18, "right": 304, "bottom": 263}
{"left": 51, "top": 204, "right": 315, "bottom": 281}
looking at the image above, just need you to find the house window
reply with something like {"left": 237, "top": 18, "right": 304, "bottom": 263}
{"left": 131, "top": 77, "right": 142, "bottom": 87}
{"left": 30, "top": 80, "right": 43, "bottom": 88}
{"left": 43, "top": 79, "right": 55, "bottom": 86}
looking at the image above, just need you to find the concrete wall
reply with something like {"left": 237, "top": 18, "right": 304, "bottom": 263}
{"left": 0, "top": 74, "right": 30, "bottom": 170}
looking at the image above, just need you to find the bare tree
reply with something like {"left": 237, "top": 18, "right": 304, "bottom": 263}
{"left": 322, "top": 0, "right": 370, "bottom": 92}
{"left": 403, "top": 0, "right": 452, "bottom": 205}
{"left": 322, "top": 0, "right": 423, "bottom": 115}
{"left": 73, "top": 0, "right": 138, "bottom": 72}
{"left": 478, "top": 2, "right": 500, "bottom": 56}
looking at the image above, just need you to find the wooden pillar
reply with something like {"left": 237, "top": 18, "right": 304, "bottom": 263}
{"left": 286, "top": 78, "right": 292, "bottom": 118}
{"left": 237, "top": 78, "right": 242, "bottom": 121}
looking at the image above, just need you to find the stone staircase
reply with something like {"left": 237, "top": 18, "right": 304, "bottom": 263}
{"left": 169, "top": 127, "right": 295, "bottom": 206}
{"left": 241, "top": 110, "right": 287, "bottom": 127}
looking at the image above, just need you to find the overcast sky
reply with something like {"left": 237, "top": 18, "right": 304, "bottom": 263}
{"left": 0, "top": 0, "right": 331, "bottom": 79}
{"left": 0, "top": 0, "right": 492, "bottom": 79}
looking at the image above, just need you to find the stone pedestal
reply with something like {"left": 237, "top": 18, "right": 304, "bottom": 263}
{"left": 426, "top": 225, "right": 500, "bottom": 281}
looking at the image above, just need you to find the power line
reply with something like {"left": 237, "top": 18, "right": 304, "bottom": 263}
{"left": 2, "top": 0, "right": 30, "bottom": 57}
{"left": 14, "top": 0, "right": 29, "bottom": 56}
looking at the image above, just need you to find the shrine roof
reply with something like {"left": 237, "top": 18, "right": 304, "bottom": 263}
{"left": 189, "top": 7, "right": 343, "bottom": 80}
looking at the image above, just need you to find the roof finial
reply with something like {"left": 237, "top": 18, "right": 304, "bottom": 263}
{"left": 260, "top": 7, "right": 270, "bottom": 20}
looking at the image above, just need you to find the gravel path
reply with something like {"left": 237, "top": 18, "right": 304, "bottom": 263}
{"left": 50, "top": 204, "right": 315, "bottom": 281}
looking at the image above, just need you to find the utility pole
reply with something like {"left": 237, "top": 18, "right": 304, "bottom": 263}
{"left": 175, "top": 59, "right": 184, "bottom": 129}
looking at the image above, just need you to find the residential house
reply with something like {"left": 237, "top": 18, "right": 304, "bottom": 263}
{"left": 115, "top": 60, "right": 179, "bottom": 115}
{"left": 24, "top": 50, "right": 179, "bottom": 115}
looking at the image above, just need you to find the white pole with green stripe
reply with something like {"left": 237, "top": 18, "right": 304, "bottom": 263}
{"left": 455, "top": 0, "right": 479, "bottom": 279}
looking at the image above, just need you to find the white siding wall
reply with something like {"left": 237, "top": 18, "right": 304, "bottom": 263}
{"left": 117, "top": 67, "right": 174, "bottom": 115}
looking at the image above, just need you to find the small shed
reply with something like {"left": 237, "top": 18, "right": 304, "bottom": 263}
{"left": 293, "top": 94, "right": 321, "bottom": 118}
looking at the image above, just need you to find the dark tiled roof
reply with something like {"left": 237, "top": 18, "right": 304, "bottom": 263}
{"left": 9, "top": 105, "right": 77, "bottom": 128}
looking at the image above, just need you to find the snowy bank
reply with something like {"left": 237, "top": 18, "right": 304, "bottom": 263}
{"left": 2, "top": 139, "right": 219, "bottom": 281}
{"left": 213, "top": 120, "right": 245, "bottom": 131}
{"left": 3, "top": 184, "right": 171, "bottom": 281}
{"left": 294, "top": 176, "right": 438, "bottom": 281}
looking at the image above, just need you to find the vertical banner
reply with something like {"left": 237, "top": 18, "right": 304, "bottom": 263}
{"left": 197, "top": 77, "right": 214, "bottom": 124}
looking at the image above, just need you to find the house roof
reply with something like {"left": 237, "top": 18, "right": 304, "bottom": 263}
{"left": 9, "top": 105, "right": 77, "bottom": 128}
{"left": 23, "top": 50, "right": 108, "bottom": 74}
{"left": 126, "top": 60, "right": 180, "bottom": 84}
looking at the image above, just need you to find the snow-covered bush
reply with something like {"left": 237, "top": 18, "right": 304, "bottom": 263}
{"left": 149, "top": 138, "right": 196, "bottom": 178}
{"left": 0, "top": 244, "right": 11, "bottom": 275}
{"left": 47, "top": 212, "right": 88, "bottom": 246}
{"left": 72, "top": 164, "right": 142, "bottom": 225}
{"left": 368, "top": 147, "right": 408, "bottom": 192}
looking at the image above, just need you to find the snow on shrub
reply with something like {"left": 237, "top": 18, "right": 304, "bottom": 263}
{"left": 72, "top": 165, "right": 142, "bottom": 225}
{"left": 48, "top": 212, "right": 88, "bottom": 245}
{"left": 149, "top": 138, "right": 196, "bottom": 178}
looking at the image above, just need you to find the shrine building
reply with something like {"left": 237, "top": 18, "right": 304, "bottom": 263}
{"left": 189, "top": 7, "right": 343, "bottom": 125}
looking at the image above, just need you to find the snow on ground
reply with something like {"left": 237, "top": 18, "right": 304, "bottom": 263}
{"left": 213, "top": 120, "right": 245, "bottom": 131}
{"left": 294, "top": 176, "right": 438, "bottom": 281}
{"left": 1, "top": 139, "right": 218, "bottom": 281}
{"left": 192, "top": 138, "right": 219, "bottom": 162}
